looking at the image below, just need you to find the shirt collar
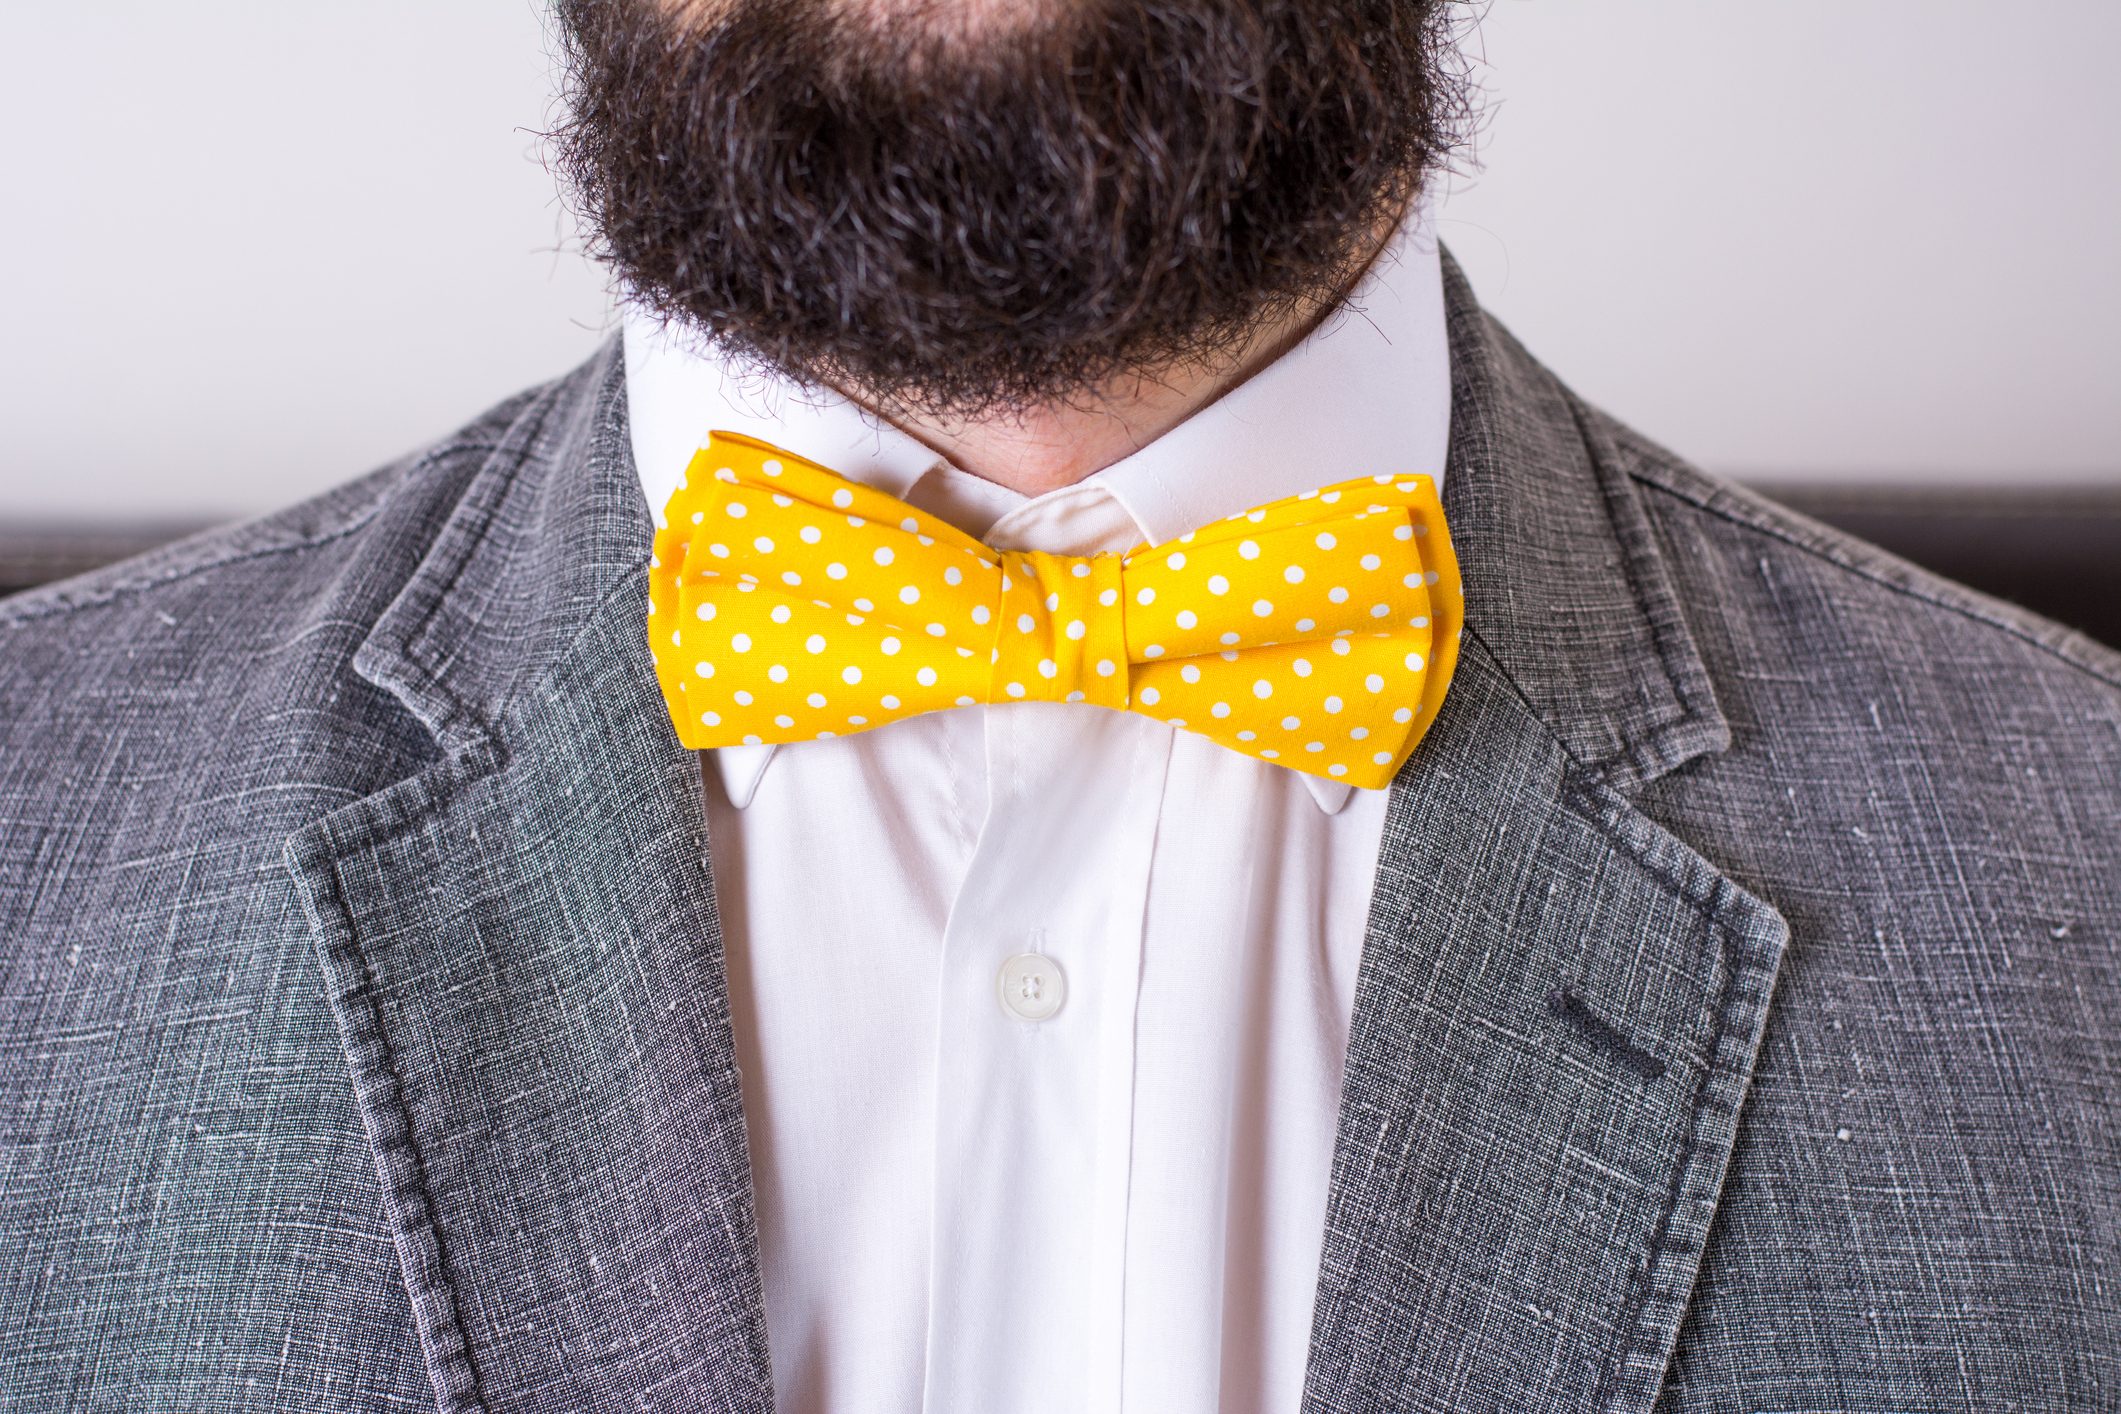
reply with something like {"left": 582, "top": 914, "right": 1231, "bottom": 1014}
{"left": 625, "top": 194, "right": 1452, "bottom": 815}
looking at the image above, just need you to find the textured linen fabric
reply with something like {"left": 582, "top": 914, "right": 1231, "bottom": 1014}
{"left": 625, "top": 206, "right": 1452, "bottom": 1413}
{"left": 0, "top": 247, "right": 2114, "bottom": 1413}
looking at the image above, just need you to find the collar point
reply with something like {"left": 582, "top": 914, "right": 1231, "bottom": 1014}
{"left": 1303, "top": 775, "right": 1358, "bottom": 814}
{"left": 711, "top": 741, "right": 778, "bottom": 809}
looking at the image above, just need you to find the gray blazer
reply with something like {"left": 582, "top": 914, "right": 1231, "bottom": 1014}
{"left": 3, "top": 253, "right": 2116, "bottom": 1412}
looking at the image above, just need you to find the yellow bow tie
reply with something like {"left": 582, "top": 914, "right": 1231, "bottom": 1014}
{"left": 647, "top": 431, "right": 1462, "bottom": 789}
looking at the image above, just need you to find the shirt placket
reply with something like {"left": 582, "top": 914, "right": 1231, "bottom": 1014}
{"left": 919, "top": 492, "right": 1172, "bottom": 1414}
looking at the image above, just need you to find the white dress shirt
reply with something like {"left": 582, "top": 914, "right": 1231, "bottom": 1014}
{"left": 624, "top": 200, "right": 1451, "bottom": 1414}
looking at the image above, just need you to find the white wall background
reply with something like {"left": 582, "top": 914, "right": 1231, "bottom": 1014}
{"left": 1, "top": 1, "right": 2115, "bottom": 522}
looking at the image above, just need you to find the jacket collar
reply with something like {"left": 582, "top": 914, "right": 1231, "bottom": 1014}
{"left": 1288, "top": 254, "right": 1777, "bottom": 1413}
{"left": 287, "top": 243, "right": 1777, "bottom": 1414}
{"left": 1431, "top": 249, "right": 1729, "bottom": 790}
{"left": 290, "top": 340, "right": 779, "bottom": 1411}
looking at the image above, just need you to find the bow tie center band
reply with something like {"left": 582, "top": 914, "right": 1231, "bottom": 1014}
{"left": 648, "top": 431, "right": 1461, "bottom": 789}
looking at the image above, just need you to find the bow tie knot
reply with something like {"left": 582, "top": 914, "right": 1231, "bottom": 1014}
{"left": 648, "top": 430, "right": 1462, "bottom": 789}
{"left": 991, "top": 549, "right": 1131, "bottom": 709}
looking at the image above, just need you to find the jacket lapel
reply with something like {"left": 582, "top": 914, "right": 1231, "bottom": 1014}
{"left": 281, "top": 246, "right": 1785, "bottom": 1414}
{"left": 283, "top": 347, "right": 773, "bottom": 1413}
{"left": 1303, "top": 642, "right": 1788, "bottom": 1414}
{"left": 1302, "top": 253, "right": 1790, "bottom": 1414}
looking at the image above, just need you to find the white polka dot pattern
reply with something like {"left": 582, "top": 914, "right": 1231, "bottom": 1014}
{"left": 648, "top": 430, "right": 1463, "bottom": 789}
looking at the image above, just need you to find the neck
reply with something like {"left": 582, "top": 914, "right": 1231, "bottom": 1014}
{"left": 848, "top": 200, "right": 1411, "bottom": 498}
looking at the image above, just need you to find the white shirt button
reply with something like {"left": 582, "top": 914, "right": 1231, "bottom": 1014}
{"left": 996, "top": 952, "right": 1066, "bottom": 1022}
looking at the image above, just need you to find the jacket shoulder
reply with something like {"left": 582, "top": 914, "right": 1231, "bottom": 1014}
{"left": 0, "top": 383, "right": 546, "bottom": 634}
{"left": 0, "top": 369, "right": 587, "bottom": 813}
{"left": 1595, "top": 406, "right": 2121, "bottom": 704}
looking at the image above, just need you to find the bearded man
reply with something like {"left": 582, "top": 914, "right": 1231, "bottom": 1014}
{"left": 1, "top": 1, "right": 2115, "bottom": 1410}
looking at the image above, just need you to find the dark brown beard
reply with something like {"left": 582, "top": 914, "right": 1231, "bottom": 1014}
{"left": 551, "top": 0, "right": 1473, "bottom": 423}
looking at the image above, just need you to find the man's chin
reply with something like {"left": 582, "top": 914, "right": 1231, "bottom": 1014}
{"left": 553, "top": 0, "right": 1469, "bottom": 421}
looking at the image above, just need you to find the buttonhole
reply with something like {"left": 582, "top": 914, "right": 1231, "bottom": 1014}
{"left": 1546, "top": 986, "right": 1666, "bottom": 1081}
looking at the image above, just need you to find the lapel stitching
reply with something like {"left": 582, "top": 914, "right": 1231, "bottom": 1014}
{"left": 285, "top": 743, "right": 508, "bottom": 1414}
{"left": 286, "top": 347, "right": 775, "bottom": 1412}
{"left": 1557, "top": 769, "right": 1789, "bottom": 1411}
{"left": 1304, "top": 255, "right": 1788, "bottom": 1413}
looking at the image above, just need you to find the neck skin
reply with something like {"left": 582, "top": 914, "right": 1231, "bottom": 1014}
{"left": 837, "top": 196, "right": 1413, "bottom": 497}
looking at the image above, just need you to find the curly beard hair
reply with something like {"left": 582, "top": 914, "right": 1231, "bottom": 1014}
{"left": 551, "top": 0, "right": 1474, "bottom": 423}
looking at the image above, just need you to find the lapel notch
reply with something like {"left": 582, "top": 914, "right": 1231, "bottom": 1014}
{"left": 1303, "top": 254, "right": 1789, "bottom": 1413}
{"left": 284, "top": 345, "right": 774, "bottom": 1413}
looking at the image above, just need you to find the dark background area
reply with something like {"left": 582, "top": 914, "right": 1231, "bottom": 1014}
{"left": 5, "top": 483, "right": 2116, "bottom": 649}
